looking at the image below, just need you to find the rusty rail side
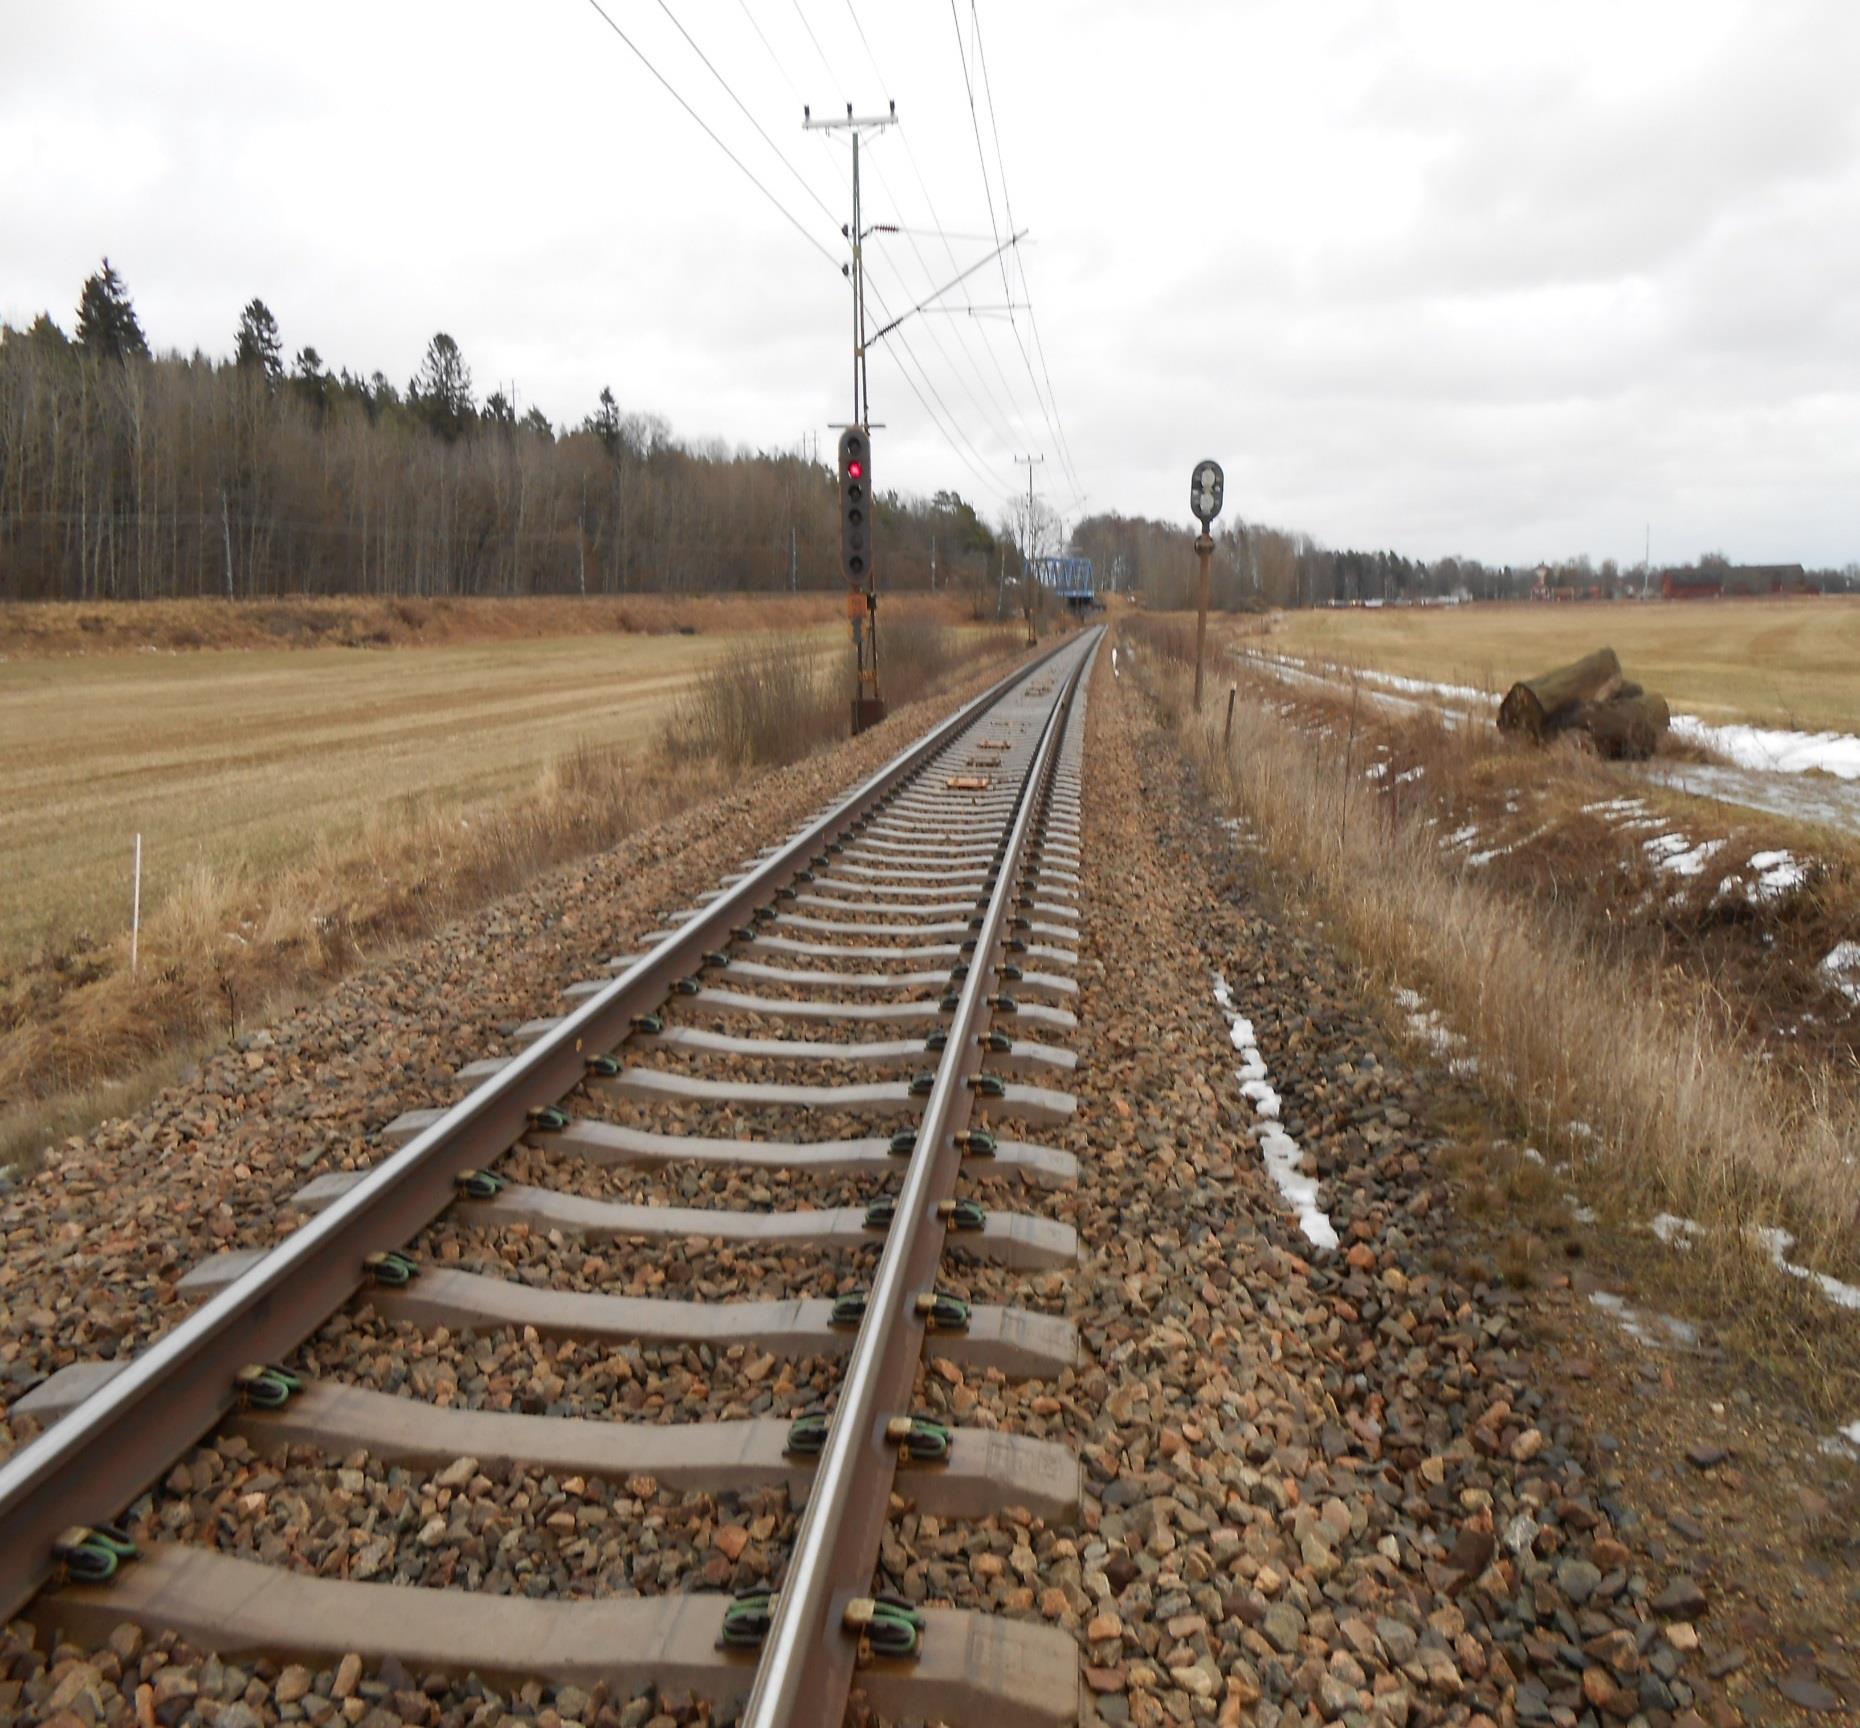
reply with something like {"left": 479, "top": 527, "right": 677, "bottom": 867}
{"left": 0, "top": 638, "right": 1071, "bottom": 1625}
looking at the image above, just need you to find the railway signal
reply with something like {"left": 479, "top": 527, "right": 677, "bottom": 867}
{"left": 1190, "top": 458, "right": 1223, "bottom": 711}
{"left": 1191, "top": 459, "right": 1224, "bottom": 527}
{"left": 840, "top": 427, "right": 884, "bottom": 732}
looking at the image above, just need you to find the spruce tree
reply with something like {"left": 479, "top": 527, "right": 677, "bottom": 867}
{"left": 408, "top": 332, "right": 474, "bottom": 441}
{"left": 234, "top": 298, "right": 283, "bottom": 381}
{"left": 74, "top": 258, "right": 150, "bottom": 360}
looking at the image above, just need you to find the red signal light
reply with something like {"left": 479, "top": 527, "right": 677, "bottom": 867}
{"left": 848, "top": 460, "right": 863, "bottom": 479}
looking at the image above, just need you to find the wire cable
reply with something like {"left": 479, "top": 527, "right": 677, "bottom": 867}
{"left": 649, "top": 0, "right": 840, "bottom": 227}
{"left": 969, "top": 0, "right": 1086, "bottom": 505}
{"left": 580, "top": 0, "right": 840, "bottom": 269}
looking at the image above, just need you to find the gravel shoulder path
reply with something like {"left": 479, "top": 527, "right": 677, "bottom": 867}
{"left": 896, "top": 654, "right": 1785, "bottom": 1728}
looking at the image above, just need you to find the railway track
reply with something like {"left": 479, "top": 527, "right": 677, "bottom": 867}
{"left": 2, "top": 628, "right": 1102, "bottom": 1726}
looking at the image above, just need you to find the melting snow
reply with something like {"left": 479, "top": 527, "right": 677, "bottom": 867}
{"left": 1751, "top": 1226, "right": 1860, "bottom": 1312}
{"left": 1748, "top": 850, "right": 1807, "bottom": 900}
{"left": 1671, "top": 714, "right": 1860, "bottom": 781}
{"left": 1821, "top": 941, "right": 1860, "bottom": 1005}
{"left": 1212, "top": 973, "right": 1338, "bottom": 1251}
{"left": 1588, "top": 1290, "right": 1698, "bottom": 1349}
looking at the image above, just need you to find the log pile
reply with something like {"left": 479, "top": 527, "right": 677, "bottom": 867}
{"left": 1496, "top": 646, "right": 1669, "bottom": 760}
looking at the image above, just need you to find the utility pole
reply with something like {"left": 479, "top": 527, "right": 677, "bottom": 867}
{"left": 804, "top": 102, "right": 898, "bottom": 428}
{"left": 1014, "top": 454, "right": 1045, "bottom": 644}
{"left": 807, "top": 102, "right": 897, "bottom": 731}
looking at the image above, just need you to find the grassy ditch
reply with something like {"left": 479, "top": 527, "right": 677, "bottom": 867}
{"left": 1124, "top": 616, "right": 1860, "bottom": 1415}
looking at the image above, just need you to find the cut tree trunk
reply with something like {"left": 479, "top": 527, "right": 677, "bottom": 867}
{"left": 1497, "top": 647, "right": 1624, "bottom": 739}
{"left": 1570, "top": 692, "right": 1670, "bottom": 760}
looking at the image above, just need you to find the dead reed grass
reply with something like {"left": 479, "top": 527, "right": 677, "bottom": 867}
{"left": 1126, "top": 620, "right": 1860, "bottom": 1406}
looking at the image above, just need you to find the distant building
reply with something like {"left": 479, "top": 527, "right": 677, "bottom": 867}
{"left": 1659, "top": 563, "right": 1812, "bottom": 599}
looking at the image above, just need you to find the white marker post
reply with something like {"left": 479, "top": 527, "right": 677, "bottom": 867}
{"left": 131, "top": 833, "right": 142, "bottom": 976}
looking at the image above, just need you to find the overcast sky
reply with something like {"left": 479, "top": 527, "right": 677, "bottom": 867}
{"left": 5, "top": 1, "right": 1857, "bottom": 568}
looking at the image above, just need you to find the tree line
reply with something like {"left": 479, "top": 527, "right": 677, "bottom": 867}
{"left": 1072, "top": 511, "right": 1859, "bottom": 610}
{"left": 0, "top": 260, "right": 1006, "bottom": 602}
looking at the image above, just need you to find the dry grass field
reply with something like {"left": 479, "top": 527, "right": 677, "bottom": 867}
{"left": 1256, "top": 595, "right": 1860, "bottom": 734}
{"left": 0, "top": 628, "right": 836, "bottom": 972}
{"left": 0, "top": 595, "right": 1022, "bottom": 1169}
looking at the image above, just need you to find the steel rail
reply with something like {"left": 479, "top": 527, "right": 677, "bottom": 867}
{"left": 742, "top": 629, "right": 1098, "bottom": 1727}
{"left": 0, "top": 638, "right": 1073, "bottom": 1624}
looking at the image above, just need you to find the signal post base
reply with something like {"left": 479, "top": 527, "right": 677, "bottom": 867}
{"left": 852, "top": 696, "right": 888, "bottom": 735}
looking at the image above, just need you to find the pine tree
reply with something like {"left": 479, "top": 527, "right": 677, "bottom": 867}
{"left": 234, "top": 298, "right": 283, "bottom": 381}
{"left": 408, "top": 332, "right": 475, "bottom": 441}
{"left": 589, "top": 385, "right": 621, "bottom": 457}
{"left": 292, "top": 345, "right": 330, "bottom": 416}
{"left": 25, "top": 313, "right": 70, "bottom": 351}
{"left": 74, "top": 258, "right": 150, "bottom": 360}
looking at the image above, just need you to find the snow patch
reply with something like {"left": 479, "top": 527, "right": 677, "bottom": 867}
{"left": 1749, "top": 850, "right": 1807, "bottom": 900}
{"left": 1588, "top": 1289, "right": 1698, "bottom": 1349}
{"left": 1212, "top": 973, "right": 1338, "bottom": 1251}
{"left": 1821, "top": 941, "right": 1860, "bottom": 1005}
{"left": 1396, "top": 766, "right": 1426, "bottom": 785}
{"left": 1671, "top": 713, "right": 1860, "bottom": 781}
{"left": 1751, "top": 1226, "right": 1860, "bottom": 1312}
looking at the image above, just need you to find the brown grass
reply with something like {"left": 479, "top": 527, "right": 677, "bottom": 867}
{"left": 0, "top": 591, "right": 983, "bottom": 660}
{"left": 1125, "top": 616, "right": 1860, "bottom": 1413}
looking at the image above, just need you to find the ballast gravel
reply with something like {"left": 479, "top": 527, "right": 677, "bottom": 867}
{"left": 0, "top": 643, "right": 1753, "bottom": 1728}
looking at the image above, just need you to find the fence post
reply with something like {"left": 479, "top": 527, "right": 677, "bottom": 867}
{"left": 131, "top": 833, "right": 142, "bottom": 976}
{"left": 1223, "top": 686, "right": 1236, "bottom": 746}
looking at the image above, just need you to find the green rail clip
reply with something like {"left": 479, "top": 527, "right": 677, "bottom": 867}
{"left": 917, "top": 1289, "right": 972, "bottom": 1331}
{"left": 785, "top": 1411, "right": 830, "bottom": 1457}
{"left": 830, "top": 1291, "right": 869, "bottom": 1328}
{"left": 364, "top": 1249, "right": 420, "bottom": 1287}
{"left": 629, "top": 1012, "right": 664, "bottom": 1035}
{"left": 863, "top": 1197, "right": 897, "bottom": 1231}
{"left": 892, "top": 1414, "right": 953, "bottom": 1463}
{"left": 54, "top": 1524, "right": 140, "bottom": 1585}
{"left": 888, "top": 1131, "right": 917, "bottom": 1157}
{"left": 955, "top": 1129, "right": 998, "bottom": 1159}
{"left": 966, "top": 1073, "right": 1007, "bottom": 1098}
{"left": 235, "top": 1363, "right": 304, "bottom": 1411}
{"left": 526, "top": 1105, "right": 571, "bottom": 1133}
{"left": 584, "top": 1053, "right": 621, "bottom": 1079}
{"left": 720, "top": 1590, "right": 778, "bottom": 1650}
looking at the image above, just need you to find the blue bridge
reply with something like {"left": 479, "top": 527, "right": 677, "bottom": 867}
{"left": 1027, "top": 555, "right": 1098, "bottom": 606}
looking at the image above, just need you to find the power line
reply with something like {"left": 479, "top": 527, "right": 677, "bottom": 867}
{"left": 947, "top": 1, "right": 1013, "bottom": 310}
{"left": 946, "top": 2, "right": 1084, "bottom": 511}
{"left": 579, "top": 0, "right": 840, "bottom": 270}
{"left": 832, "top": 11, "right": 1042, "bottom": 464}
{"left": 959, "top": 0, "right": 1086, "bottom": 509}
{"left": 969, "top": 0, "right": 1085, "bottom": 504}
{"left": 789, "top": 0, "right": 842, "bottom": 87}
{"left": 648, "top": 0, "right": 840, "bottom": 228}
